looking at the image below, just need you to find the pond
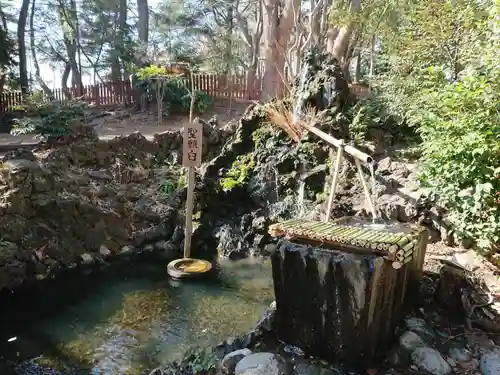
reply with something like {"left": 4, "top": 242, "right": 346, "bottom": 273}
{"left": 0, "top": 258, "right": 274, "bottom": 375}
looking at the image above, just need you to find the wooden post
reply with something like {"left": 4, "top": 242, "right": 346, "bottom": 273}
{"left": 183, "top": 166, "right": 196, "bottom": 258}
{"left": 182, "top": 117, "right": 203, "bottom": 259}
{"left": 354, "top": 158, "right": 377, "bottom": 219}
{"left": 324, "top": 141, "right": 344, "bottom": 222}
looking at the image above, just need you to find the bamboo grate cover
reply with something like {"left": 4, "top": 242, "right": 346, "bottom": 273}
{"left": 268, "top": 219, "right": 426, "bottom": 269}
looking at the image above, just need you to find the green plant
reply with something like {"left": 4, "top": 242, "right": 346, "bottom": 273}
{"left": 134, "top": 65, "right": 213, "bottom": 115}
{"left": 220, "top": 154, "right": 255, "bottom": 191}
{"left": 10, "top": 99, "right": 88, "bottom": 138}
{"left": 159, "top": 180, "right": 174, "bottom": 197}
{"left": 414, "top": 66, "right": 500, "bottom": 251}
{"left": 184, "top": 347, "right": 218, "bottom": 374}
{"left": 361, "top": 0, "right": 500, "bottom": 251}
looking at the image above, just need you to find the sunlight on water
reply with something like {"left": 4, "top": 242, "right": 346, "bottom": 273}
{"left": 5, "top": 259, "right": 274, "bottom": 375}
{"left": 297, "top": 181, "right": 306, "bottom": 217}
{"left": 292, "top": 63, "right": 310, "bottom": 124}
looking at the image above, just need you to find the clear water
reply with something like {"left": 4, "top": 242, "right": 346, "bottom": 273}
{"left": 297, "top": 180, "right": 306, "bottom": 217}
{"left": 0, "top": 259, "right": 274, "bottom": 375}
{"left": 292, "top": 63, "right": 310, "bottom": 124}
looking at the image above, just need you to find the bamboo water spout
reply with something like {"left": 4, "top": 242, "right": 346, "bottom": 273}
{"left": 301, "top": 121, "right": 377, "bottom": 221}
{"left": 301, "top": 122, "right": 374, "bottom": 165}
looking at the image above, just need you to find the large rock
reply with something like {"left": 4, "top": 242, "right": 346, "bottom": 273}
{"left": 235, "top": 353, "right": 287, "bottom": 375}
{"left": 405, "top": 317, "right": 436, "bottom": 343}
{"left": 480, "top": 349, "right": 500, "bottom": 375}
{"left": 399, "top": 331, "right": 427, "bottom": 353}
{"left": 221, "top": 349, "right": 253, "bottom": 375}
{"left": 411, "top": 347, "right": 452, "bottom": 375}
{"left": 0, "top": 122, "right": 235, "bottom": 292}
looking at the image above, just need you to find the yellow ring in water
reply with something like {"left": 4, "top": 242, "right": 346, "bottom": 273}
{"left": 167, "top": 258, "right": 212, "bottom": 279}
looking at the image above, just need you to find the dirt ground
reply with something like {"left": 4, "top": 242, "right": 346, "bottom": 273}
{"left": 426, "top": 241, "right": 500, "bottom": 297}
{"left": 0, "top": 100, "right": 251, "bottom": 150}
{"left": 90, "top": 100, "right": 250, "bottom": 140}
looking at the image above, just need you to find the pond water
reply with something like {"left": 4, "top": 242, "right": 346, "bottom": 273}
{"left": 0, "top": 258, "right": 274, "bottom": 375}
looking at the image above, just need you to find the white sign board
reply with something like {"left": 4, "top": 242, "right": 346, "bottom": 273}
{"left": 182, "top": 121, "right": 203, "bottom": 167}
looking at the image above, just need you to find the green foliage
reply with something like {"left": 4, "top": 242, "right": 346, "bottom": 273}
{"left": 414, "top": 66, "right": 500, "bottom": 250}
{"left": 365, "top": 0, "right": 499, "bottom": 250}
{"left": 355, "top": 0, "right": 499, "bottom": 250}
{"left": 10, "top": 99, "right": 88, "bottom": 138}
{"left": 220, "top": 154, "right": 255, "bottom": 192}
{"left": 346, "top": 93, "right": 419, "bottom": 146}
{"left": 134, "top": 65, "right": 212, "bottom": 115}
{"left": 158, "top": 173, "right": 187, "bottom": 198}
{"left": 183, "top": 347, "right": 218, "bottom": 374}
{"left": 0, "top": 17, "right": 15, "bottom": 71}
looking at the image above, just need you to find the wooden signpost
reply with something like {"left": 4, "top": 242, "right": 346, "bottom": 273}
{"left": 182, "top": 120, "right": 203, "bottom": 258}
{"left": 167, "top": 119, "right": 212, "bottom": 279}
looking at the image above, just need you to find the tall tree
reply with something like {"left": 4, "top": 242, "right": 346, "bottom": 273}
{"left": 137, "top": 0, "right": 149, "bottom": 47}
{"left": 0, "top": 4, "right": 16, "bottom": 94}
{"left": 17, "top": 0, "right": 30, "bottom": 93}
{"left": 29, "top": 0, "right": 54, "bottom": 97}
{"left": 260, "top": 0, "right": 301, "bottom": 100}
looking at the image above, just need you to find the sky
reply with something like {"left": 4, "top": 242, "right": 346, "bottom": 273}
{"left": 9, "top": 0, "right": 162, "bottom": 89}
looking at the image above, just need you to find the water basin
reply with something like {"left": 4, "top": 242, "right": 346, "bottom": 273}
{"left": 0, "top": 258, "right": 274, "bottom": 374}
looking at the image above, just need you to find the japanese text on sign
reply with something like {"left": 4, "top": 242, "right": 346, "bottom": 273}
{"left": 182, "top": 121, "right": 203, "bottom": 167}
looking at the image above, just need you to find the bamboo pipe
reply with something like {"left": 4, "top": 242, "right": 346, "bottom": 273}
{"left": 355, "top": 158, "right": 377, "bottom": 219}
{"left": 301, "top": 123, "right": 374, "bottom": 165}
{"left": 392, "top": 254, "right": 413, "bottom": 269}
{"left": 324, "top": 141, "right": 344, "bottom": 222}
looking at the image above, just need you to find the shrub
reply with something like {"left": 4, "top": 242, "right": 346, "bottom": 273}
{"left": 134, "top": 65, "right": 212, "bottom": 115}
{"left": 10, "top": 99, "right": 88, "bottom": 138}
{"left": 220, "top": 154, "right": 255, "bottom": 191}
{"left": 413, "top": 66, "right": 500, "bottom": 251}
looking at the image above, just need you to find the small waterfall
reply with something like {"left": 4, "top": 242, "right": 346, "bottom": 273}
{"left": 297, "top": 181, "right": 306, "bottom": 217}
{"left": 273, "top": 166, "right": 280, "bottom": 201}
{"left": 292, "top": 63, "right": 310, "bottom": 124}
{"left": 369, "top": 163, "right": 376, "bottom": 222}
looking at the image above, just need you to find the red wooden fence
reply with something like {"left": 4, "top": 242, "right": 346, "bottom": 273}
{"left": 0, "top": 74, "right": 264, "bottom": 113}
{"left": 0, "top": 74, "right": 368, "bottom": 113}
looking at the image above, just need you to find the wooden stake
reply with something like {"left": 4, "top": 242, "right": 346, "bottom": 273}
{"left": 354, "top": 157, "right": 377, "bottom": 219}
{"left": 183, "top": 166, "right": 196, "bottom": 258}
{"left": 324, "top": 142, "right": 344, "bottom": 222}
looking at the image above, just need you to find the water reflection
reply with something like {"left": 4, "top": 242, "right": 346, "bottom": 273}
{"left": 2, "top": 258, "right": 274, "bottom": 375}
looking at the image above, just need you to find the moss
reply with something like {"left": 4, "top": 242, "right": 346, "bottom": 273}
{"left": 251, "top": 123, "right": 273, "bottom": 148}
{"left": 316, "top": 192, "right": 328, "bottom": 203}
{"left": 219, "top": 153, "right": 255, "bottom": 192}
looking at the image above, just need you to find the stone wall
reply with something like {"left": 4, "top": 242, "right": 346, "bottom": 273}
{"left": 0, "top": 118, "right": 234, "bottom": 292}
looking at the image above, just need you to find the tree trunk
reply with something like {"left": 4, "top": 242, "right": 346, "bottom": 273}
{"left": 310, "top": 0, "right": 322, "bottom": 46}
{"left": 354, "top": 53, "right": 361, "bottom": 82}
{"left": 236, "top": 1, "right": 262, "bottom": 101}
{"left": 225, "top": 1, "right": 234, "bottom": 110}
{"left": 0, "top": 9, "right": 9, "bottom": 96}
{"left": 326, "top": 27, "right": 338, "bottom": 54}
{"left": 30, "top": 0, "right": 54, "bottom": 99}
{"left": 71, "top": 0, "right": 83, "bottom": 96}
{"left": 61, "top": 62, "right": 71, "bottom": 98}
{"left": 330, "top": 0, "right": 361, "bottom": 61}
{"left": 136, "top": 0, "right": 149, "bottom": 46}
{"left": 57, "top": 0, "right": 81, "bottom": 98}
{"left": 111, "top": 0, "right": 127, "bottom": 101}
{"left": 261, "top": 0, "right": 300, "bottom": 101}
{"left": 18, "top": 0, "right": 30, "bottom": 94}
